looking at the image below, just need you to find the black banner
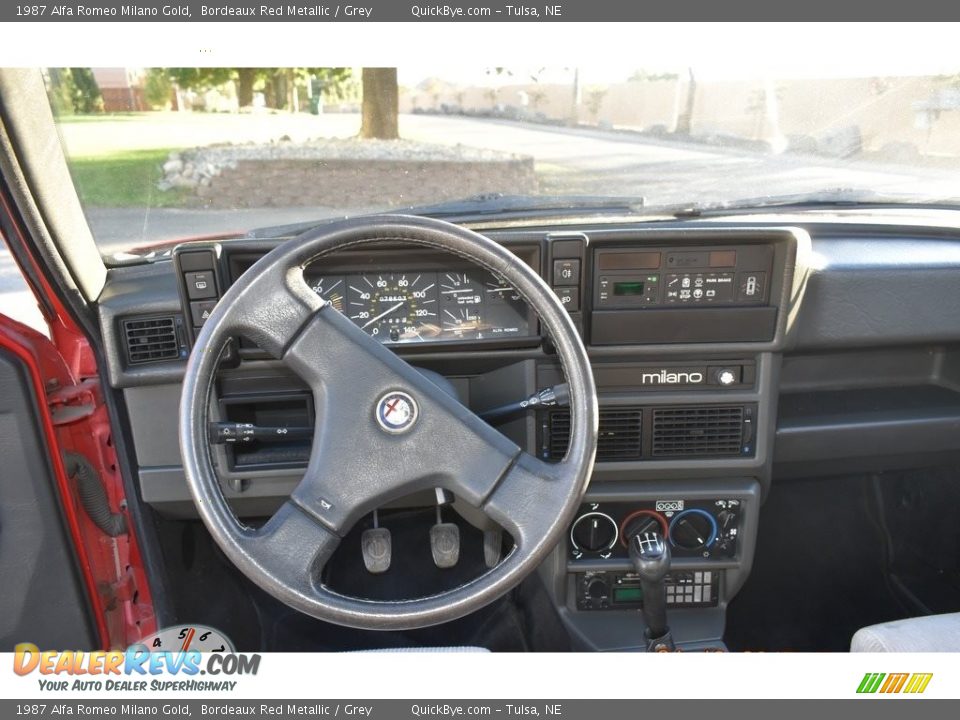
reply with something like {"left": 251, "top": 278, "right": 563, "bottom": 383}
{"left": 2, "top": 0, "right": 959, "bottom": 22}
{"left": 1, "top": 700, "right": 958, "bottom": 719}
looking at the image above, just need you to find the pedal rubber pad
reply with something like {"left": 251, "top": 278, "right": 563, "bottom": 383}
{"left": 483, "top": 529, "right": 502, "bottom": 568}
{"left": 430, "top": 523, "right": 460, "bottom": 569}
{"left": 361, "top": 527, "right": 392, "bottom": 574}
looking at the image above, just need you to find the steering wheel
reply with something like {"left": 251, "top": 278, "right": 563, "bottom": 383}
{"left": 179, "top": 215, "right": 598, "bottom": 630}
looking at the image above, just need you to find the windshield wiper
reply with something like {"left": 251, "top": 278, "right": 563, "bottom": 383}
{"left": 403, "top": 193, "right": 645, "bottom": 218}
{"left": 239, "top": 194, "right": 646, "bottom": 241}
{"left": 658, "top": 188, "right": 959, "bottom": 218}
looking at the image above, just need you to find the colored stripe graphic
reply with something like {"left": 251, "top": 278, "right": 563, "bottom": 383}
{"left": 857, "top": 673, "right": 885, "bottom": 693}
{"left": 903, "top": 673, "right": 933, "bottom": 694}
{"left": 857, "top": 672, "right": 932, "bottom": 694}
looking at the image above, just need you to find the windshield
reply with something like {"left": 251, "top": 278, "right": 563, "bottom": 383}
{"left": 42, "top": 64, "right": 960, "bottom": 259}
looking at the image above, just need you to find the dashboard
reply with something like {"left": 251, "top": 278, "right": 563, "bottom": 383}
{"left": 94, "top": 212, "right": 960, "bottom": 650}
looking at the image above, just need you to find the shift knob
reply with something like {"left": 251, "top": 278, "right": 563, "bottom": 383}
{"left": 628, "top": 531, "right": 673, "bottom": 648}
{"left": 630, "top": 532, "right": 671, "bottom": 582}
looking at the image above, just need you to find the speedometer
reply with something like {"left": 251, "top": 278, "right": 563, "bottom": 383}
{"left": 346, "top": 272, "right": 440, "bottom": 344}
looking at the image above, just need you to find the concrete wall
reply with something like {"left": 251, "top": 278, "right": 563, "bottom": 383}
{"left": 402, "top": 75, "right": 960, "bottom": 158}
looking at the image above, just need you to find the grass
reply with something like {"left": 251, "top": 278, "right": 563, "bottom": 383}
{"left": 67, "top": 148, "right": 192, "bottom": 207}
{"left": 55, "top": 112, "right": 152, "bottom": 124}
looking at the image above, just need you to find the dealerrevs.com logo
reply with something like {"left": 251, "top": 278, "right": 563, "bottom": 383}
{"left": 13, "top": 641, "right": 261, "bottom": 692}
{"left": 857, "top": 672, "right": 933, "bottom": 694}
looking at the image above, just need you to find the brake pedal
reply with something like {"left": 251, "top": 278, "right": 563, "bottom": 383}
{"left": 430, "top": 506, "right": 460, "bottom": 569}
{"left": 361, "top": 510, "right": 391, "bottom": 574}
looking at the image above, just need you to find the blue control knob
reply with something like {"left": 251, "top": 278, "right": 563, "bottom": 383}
{"left": 668, "top": 508, "right": 718, "bottom": 550}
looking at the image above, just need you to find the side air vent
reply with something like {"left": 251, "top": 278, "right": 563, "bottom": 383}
{"left": 546, "top": 408, "right": 642, "bottom": 461}
{"left": 651, "top": 405, "right": 746, "bottom": 458}
{"left": 122, "top": 316, "right": 181, "bottom": 364}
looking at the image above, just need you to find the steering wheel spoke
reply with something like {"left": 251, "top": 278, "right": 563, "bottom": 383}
{"left": 282, "top": 306, "right": 522, "bottom": 534}
{"left": 240, "top": 501, "right": 341, "bottom": 592}
{"left": 483, "top": 452, "right": 575, "bottom": 551}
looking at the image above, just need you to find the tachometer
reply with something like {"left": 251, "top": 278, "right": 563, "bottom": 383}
{"left": 346, "top": 272, "right": 439, "bottom": 343}
{"left": 441, "top": 305, "right": 482, "bottom": 337}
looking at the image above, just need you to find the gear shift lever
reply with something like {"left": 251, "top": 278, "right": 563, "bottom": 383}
{"left": 628, "top": 531, "right": 676, "bottom": 651}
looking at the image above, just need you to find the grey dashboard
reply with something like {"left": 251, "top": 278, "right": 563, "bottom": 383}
{"left": 94, "top": 214, "right": 960, "bottom": 517}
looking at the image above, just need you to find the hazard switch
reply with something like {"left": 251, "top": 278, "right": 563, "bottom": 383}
{"left": 190, "top": 300, "right": 218, "bottom": 327}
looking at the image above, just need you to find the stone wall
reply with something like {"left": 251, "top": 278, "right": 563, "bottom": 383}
{"left": 193, "top": 157, "right": 537, "bottom": 209}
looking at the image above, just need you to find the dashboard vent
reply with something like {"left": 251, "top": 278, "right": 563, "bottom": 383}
{"left": 651, "top": 405, "right": 744, "bottom": 457}
{"left": 122, "top": 316, "right": 180, "bottom": 364}
{"left": 546, "top": 408, "right": 642, "bottom": 461}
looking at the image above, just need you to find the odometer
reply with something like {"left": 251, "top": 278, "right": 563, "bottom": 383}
{"left": 346, "top": 272, "right": 439, "bottom": 344}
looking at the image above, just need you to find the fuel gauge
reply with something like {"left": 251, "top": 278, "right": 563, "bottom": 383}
{"left": 440, "top": 272, "right": 483, "bottom": 306}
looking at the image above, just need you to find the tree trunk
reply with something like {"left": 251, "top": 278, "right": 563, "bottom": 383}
{"left": 360, "top": 68, "right": 399, "bottom": 140}
{"left": 676, "top": 67, "right": 697, "bottom": 136}
{"left": 237, "top": 68, "right": 254, "bottom": 108}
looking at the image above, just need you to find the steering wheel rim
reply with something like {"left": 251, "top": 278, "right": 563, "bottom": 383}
{"left": 179, "top": 214, "right": 597, "bottom": 630}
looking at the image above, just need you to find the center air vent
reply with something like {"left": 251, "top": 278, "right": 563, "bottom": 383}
{"left": 651, "top": 405, "right": 748, "bottom": 458}
{"left": 122, "top": 316, "right": 182, "bottom": 364}
{"left": 545, "top": 408, "right": 642, "bottom": 461}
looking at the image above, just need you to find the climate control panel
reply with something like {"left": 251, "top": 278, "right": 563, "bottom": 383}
{"left": 568, "top": 498, "right": 742, "bottom": 561}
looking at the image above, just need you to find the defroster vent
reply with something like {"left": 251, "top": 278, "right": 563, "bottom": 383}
{"left": 651, "top": 405, "right": 748, "bottom": 457}
{"left": 122, "top": 316, "right": 182, "bottom": 364}
{"left": 545, "top": 408, "right": 642, "bottom": 461}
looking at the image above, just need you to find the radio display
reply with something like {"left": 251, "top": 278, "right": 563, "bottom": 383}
{"left": 613, "top": 281, "right": 645, "bottom": 296}
{"left": 597, "top": 251, "right": 661, "bottom": 271}
{"left": 613, "top": 586, "right": 643, "bottom": 603}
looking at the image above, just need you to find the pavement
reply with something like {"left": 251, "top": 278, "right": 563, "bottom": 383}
{"left": 4, "top": 113, "right": 960, "bottom": 335}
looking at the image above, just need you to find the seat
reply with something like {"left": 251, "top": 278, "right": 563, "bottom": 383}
{"left": 851, "top": 612, "right": 960, "bottom": 652}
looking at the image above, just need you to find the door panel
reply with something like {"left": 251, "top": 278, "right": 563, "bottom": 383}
{"left": 0, "top": 347, "right": 97, "bottom": 649}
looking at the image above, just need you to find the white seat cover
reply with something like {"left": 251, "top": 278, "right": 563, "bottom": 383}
{"left": 851, "top": 612, "right": 960, "bottom": 652}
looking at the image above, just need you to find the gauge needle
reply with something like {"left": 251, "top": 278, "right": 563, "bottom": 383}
{"left": 180, "top": 627, "right": 195, "bottom": 652}
{"left": 362, "top": 301, "right": 404, "bottom": 329}
{"left": 441, "top": 289, "right": 473, "bottom": 295}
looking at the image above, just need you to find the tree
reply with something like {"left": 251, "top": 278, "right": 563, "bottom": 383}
{"left": 45, "top": 68, "right": 75, "bottom": 116}
{"left": 360, "top": 68, "right": 399, "bottom": 140}
{"left": 44, "top": 68, "right": 103, "bottom": 114}
{"left": 69, "top": 69, "right": 103, "bottom": 113}
{"left": 161, "top": 68, "right": 352, "bottom": 111}
{"left": 236, "top": 68, "right": 256, "bottom": 107}
{"left": 145, "top": 68, "right": 173, "bottom": 109}
{"left": 165, "top": 68, "right": 234, "bottom": 93}
{"left": 676, "top": 68, "right": 697, "bottom": 135}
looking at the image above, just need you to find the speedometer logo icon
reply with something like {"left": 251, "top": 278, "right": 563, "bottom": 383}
{"left": 375, "top": 391, "right": 419, "bottom": 434}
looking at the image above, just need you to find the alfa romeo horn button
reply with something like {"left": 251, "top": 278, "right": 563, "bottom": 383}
{"left": 375, "top": 391, "right": 418, "bottom": 434}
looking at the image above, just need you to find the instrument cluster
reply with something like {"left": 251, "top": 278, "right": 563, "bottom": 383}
{"left": 304, "top": 269, "right": 531, "bottom": 345}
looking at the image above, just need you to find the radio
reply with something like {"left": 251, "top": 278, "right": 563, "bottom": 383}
{"left": 593, "top": 245, "right": 773, "bottom": 309}
{"left": 576, "top": 570, "right": 719, "bottom": 611}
